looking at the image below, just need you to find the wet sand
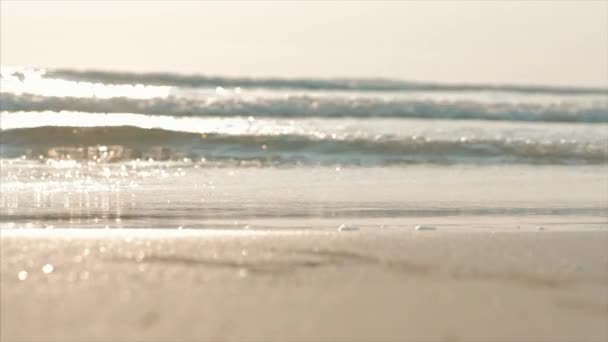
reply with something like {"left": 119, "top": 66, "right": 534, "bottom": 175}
{"left": 2, "top": 229, "right": 607, "bottom": 342}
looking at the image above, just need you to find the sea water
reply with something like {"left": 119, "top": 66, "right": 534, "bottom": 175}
{"left": 1, "top": 66, "right": 606, "bottom": 229}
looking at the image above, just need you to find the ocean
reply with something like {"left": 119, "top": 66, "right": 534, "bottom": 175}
{"left": 1, "top": 66, "right": 606, "bottom": 229}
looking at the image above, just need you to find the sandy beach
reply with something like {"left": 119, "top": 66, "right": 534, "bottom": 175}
{"left": 2, "top": 164, "right": 607, "bottom": 341}
{"left": 2, "top": 228, "right": 607, "bottom": 342}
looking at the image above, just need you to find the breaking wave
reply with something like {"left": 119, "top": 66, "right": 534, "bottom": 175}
{"left": 2, "top": 93, "right": 606, "bottom": 123}
{"left": 2, "top": 125, "right": 605, "bottom": 165}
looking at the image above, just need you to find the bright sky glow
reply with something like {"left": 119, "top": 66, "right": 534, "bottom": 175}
{"left": 1, "top": 1, "right": 606, "bottom": 86}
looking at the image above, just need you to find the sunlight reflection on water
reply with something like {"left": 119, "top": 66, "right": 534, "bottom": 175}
{"left": 1, "top": 66, "right": 171, "bottom": 99}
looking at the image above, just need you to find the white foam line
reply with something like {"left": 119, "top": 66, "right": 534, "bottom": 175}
{"left": 0, "top": 228, "right": 330, "bottom": 239}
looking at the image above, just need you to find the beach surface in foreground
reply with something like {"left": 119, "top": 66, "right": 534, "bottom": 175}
{"left": 2, "top": 229, "right": 607, "bottom": 342}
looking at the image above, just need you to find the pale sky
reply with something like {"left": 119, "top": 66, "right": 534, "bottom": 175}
{"left": 1, "top": 1, "right": 607, "bottom": 86}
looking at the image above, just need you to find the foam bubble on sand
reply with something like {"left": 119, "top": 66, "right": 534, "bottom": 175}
{"left": 415, "top": 225, "right": 437, "bottom": 231}
{"left": 338, "top": 224, "right": 359, "bottom": 232}
{"left": 42, "top": 264, "right": 54, "bottom": 274}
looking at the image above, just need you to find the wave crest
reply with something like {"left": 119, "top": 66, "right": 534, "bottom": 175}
{"left": 43, "top": 69, "right": 608, "bottom": 95}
